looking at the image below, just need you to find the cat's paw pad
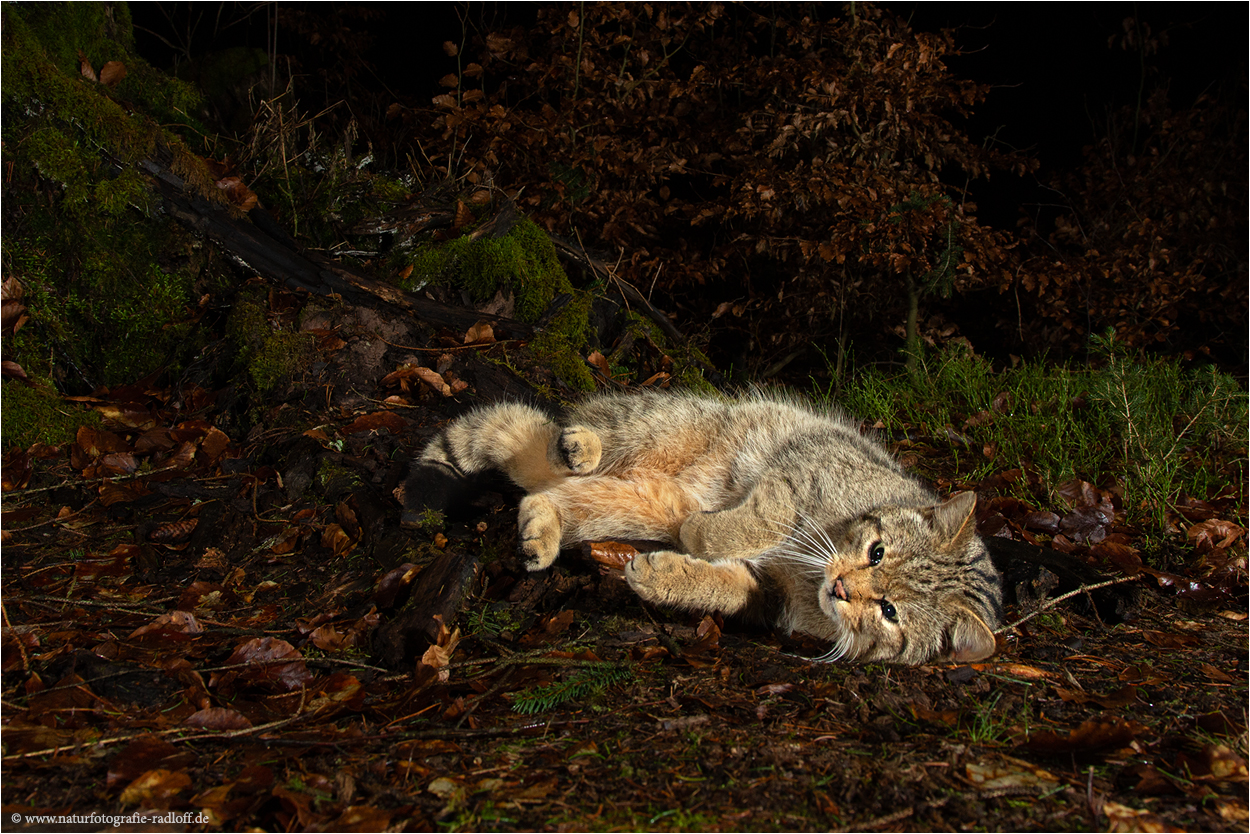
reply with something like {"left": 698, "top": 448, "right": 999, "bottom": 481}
{"left": 556, "top": 426, "right": 602, "bottom": 474}
{"left": 624, "top": 551, "right": 683, "bottom": 599}
{"left": 517, "top": 495, "right": 562, "bottom": 570}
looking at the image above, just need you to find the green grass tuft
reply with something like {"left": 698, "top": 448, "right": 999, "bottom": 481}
{"left": 820, "top": 336, "right": 1247, "bottom": 536}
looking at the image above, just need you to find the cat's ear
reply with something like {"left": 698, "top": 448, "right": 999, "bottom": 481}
{"left": 946, "top": 606, "right": 998, "bottom": 662}
{"left": 933, "top": 491, "right": 978, "bottom": 543}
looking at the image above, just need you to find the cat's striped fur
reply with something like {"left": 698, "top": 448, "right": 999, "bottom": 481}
{"left": 410, "top": 389, "right": 1003, "bottom": 664}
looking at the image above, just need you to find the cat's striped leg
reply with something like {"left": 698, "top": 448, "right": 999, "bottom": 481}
{"left": 678, "top": 478, "right": 794, "bottom": 561}
{"left": 517, "top": 473, "right": 699, "bottom": 570}
{"left": 421, "top": 402, "right": 564, "bottom": 490}
{"left": 624, "top": 551, "right": 763, "bottom": 616}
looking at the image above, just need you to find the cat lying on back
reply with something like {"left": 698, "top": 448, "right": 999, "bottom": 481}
{"left": 402, "top": 389, "right": 1003, "bottom": 665}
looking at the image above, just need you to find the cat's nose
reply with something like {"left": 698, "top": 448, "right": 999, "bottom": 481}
{"left": 832, "top": 576, "right": 849, "bottom": 601}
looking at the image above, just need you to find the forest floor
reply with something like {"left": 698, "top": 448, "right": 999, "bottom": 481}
{"left": 2, "top": 288, "right": 1246, "bottom": 833}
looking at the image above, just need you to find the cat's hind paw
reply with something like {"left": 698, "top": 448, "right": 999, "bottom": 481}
{"left": 518, "top": 494, "right": 563, "bottom": 570}
{"left": 555, "top": 426, "right": 602, "bottom": 474}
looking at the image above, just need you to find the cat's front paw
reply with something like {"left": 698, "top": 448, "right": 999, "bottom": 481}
{"left": 517, "top": 494, "right": 563, "bottom": 570}
{"left": 556, "top": 426, "right": 602, "bottom": 474}
{"left": 624, "top": 551, "right": 684, "bottom": 603}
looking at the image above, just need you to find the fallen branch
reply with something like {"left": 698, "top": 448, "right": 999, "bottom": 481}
{"left": 995, "top": 575, "right": 1142, "bottom": 634}
{"left": 549, "top": 234, "right": 685, "bottom": 345}
{"left": 139, "top": 157, "right": 533, "bottom": 340}
{"left": 4, "top": 465, "right": 181, "bottom": 499}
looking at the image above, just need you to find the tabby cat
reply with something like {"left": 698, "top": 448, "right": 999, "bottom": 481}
{"left": 403, "top": 389, "right": 1003, "bottom": 664}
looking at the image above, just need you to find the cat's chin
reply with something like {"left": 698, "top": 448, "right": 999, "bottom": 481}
{"left": 810, "top": 594, "right": 863, "bottom": 661}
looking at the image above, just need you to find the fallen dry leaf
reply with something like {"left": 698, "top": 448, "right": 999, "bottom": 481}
{"left": 77, "top": 49, "right": 97, "bottom": 82}
{"left": 119, "top": 768, "right": 192, "bottom": 808}
{"left": 99, "top": 60, "right": 127, "bottom": 87}
{"left": 342, "top": 410, "right": 408, "bottom": 435}
{"left": 184, "top": 707, "right": 253, "bottom": 731}
{"left": 586, "top": 350, "right": 612, "bottom": 377}
{"left": 1103, "top": 800, "right": 1175, "bottom": 833}
{"left": 129, "top": 610, "right": 203, "bottom": 639}
{"left": 965, "top": 758, "right": 1060, "bottom": 792}
{"left": 464, "top": 320, "right": 495, "bottom": 344}
{"left": 415, "top": 615, "right": 462, "bottom": 686}
{"left": 221, "top": 637, "right": 313, "bottom": 692}
{"left": 414, "top": 366, "right": 452, "bottom": 396}
{"left": 585, "top": 540, "right": 638, "bottom": 570}
{"left": 1187, "top": 518, "right": 1247, "bottom": 552}
{"left": 1022, "top": 717, "right": 1148, "bottom": 758}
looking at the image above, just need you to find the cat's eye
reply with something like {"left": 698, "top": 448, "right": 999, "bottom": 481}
{"left": 880, "top": 599, "right": 898, "bottom": 622}
{"left": 868, "top": 542, "right": 885, "bottom": 566}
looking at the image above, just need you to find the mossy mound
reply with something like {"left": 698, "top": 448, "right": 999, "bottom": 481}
{"left": 1, "top": 3, "right": 228, "bottom": 395}
{"left": 0, "top": 379, "right": 101, "bottom": 449}
{"left": 403, "top": 214, "right": 597, "bottom": 392}
{"left": 226, "top": 294, "right": 317, "bottom": 399}
{"left": 530, "top": 290, "right": 596, "bottom": 393}
{"left": 403, "top": 216, "right": 572, "bottom": 323}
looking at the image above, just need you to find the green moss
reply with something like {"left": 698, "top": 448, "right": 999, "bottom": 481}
{"left": 398, "top": 211, "right": 603, "bottom": 392}
{"left": 315, "top": 459, "right": 362, "bottom": 495}
{"left": 7, "top": 199, "right": 206, "bottom": 383}
{"left": 226, "top": 297, "right": 316, "bottom": 397}
{"left": 407, "top": 507, "right": 446, "bottom": 531}
{"left": 250, "top": 331, "right": 316, "bottom": 395}
{"left": 6, "top": 4, "right": 205, "bottom": 136}
{"left": 407, "top": 241, "right": 454, "bottom": 285}
{"left": 612, "top": 311, "right": 718, "bottom": 394}
{"left": 530, "top": 290, "right": 596, "bottom": 392}
{"left": 400, "top": 216, "right": 573, "bottom": 323}
{"left": 370, "top": 175, "right": 411, "bottom": 205}
{"left": 1, "top": 379, "right": 100, "bottom": 449}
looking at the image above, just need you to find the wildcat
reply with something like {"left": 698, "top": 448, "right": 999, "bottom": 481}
{"left": 402, "top": 389, "right": 1003, "bottom": 664}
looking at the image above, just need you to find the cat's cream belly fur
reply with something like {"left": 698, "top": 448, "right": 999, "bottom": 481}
{"left": 408, "top": 390, "right": 1004, "bottom": 665}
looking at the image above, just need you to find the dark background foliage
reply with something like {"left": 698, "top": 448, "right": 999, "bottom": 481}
{"left": 128, "top": 1, "right": 1248, "bottom": 380}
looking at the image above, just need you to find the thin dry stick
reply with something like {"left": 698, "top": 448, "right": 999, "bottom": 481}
{"left": 2, "top": 686, "right": 308, "bottom": 762}
{"left": 854, "top": 796, "right": 949, "bottom": 832}
{"left": 995, "top": 575, "right": 1140, "bottom": 634}
{"left": 1, "top": 599, "right": 29, "bottom": 672}
{"left": 20, "top": 594, "right": 178, "bottom": 615}
{"left": 373, "top": 335, "right": 516, "bottom": 353}
{"left": 5, "top": 465, "right": 181, "bottom": 498}
{"left": 3, "top": 499, "right": 100, "bottom": 534}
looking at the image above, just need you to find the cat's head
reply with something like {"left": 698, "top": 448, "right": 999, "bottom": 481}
{"left": 806, "top": 492, "right": 1002, "bottom": 665}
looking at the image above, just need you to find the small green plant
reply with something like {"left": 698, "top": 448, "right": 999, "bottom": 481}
{"left": 1087, "top": 329, "right": 1247, "bottom": 530}
{"left": 410, "top": 507, "right": 446, "bottom": 531}
{"left": 510, "top": 664, "right": 632, "bottom": 715}
{"left": 466, "top": 603, "right": 524, "bottom": 638}
{"left": 966, "top": 690, "right": 1007, "bottom": 745}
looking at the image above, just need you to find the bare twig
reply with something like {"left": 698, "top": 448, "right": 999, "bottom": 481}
{"left": 2, "top": 499, "right": 100, "bottom": 534}
{"left": 2, "top": 686, "right": 309, "bottom": 762}
{"left": 1, "top": 599, "right": 29, "bottom": 672}
{"left": 995, "top": 575, "right": 1140, "bottom": 635}
{"left": 4, "top": 465, "right": 181, "bottom": 498}
{"left": 19, "top": 594, "right": 178, "bottom": 615}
